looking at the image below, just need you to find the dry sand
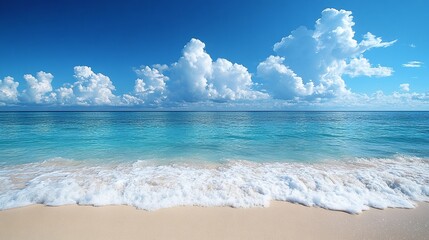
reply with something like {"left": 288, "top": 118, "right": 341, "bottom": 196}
{"left": 1, "top": 201, "right": 428, "bottom": 240}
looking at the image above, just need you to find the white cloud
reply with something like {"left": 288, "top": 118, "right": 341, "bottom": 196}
{"left": 210, "top": 58, "right": 268, "bottom": 101}
{"left": 291, "top": 90, "right": 429, "bottom": 110}
{"left": 358, "top": 32, "right": 396, "bottom": 52}
{"left": 135, "top": 38, "right": 268, "bottom": 103}
{"left": 120, "top": 94, "right": 143, "bottom": 106}
{"left": 365, "top": 91, "right": 429, "bottom": 109}
{"left": 134, "top": 65, "right": 168, "bottom": 104}
{"left": 257, "top": 56, "right": 313, "bottom": 100}
{"left": 168, "top": 38, "right": 213, "bottom": 102}
{"left": 0, "top": 76, "right": 19, "bottom": 105}
{"left": 400, "top": 83, "right": 410, "bottom": 92}
{"left": 14, "top": 67, "right": 121, "bottom": 106}
{"left": 317, "top": 60, "right": 351, "bottom": 98}
{"left": 269, "top": 8, "right": 395, "bottom": 100}
{"left": 409, "top": 44, "right": 416, "bottom": 48}
{"left": 22, "top": 71, "right": 54, "bottom": 104}
{"left": 314, "top": 9, "right": 358, "bottom": 57}
{"left": 72, "top": 66, "right": 118, "bottom": 105}
{"left": 55, "top": 85, "right": 75, "bottom": 105}
{"left": 345, "top": 56, "right": 393, "bottom": 77}
{"left": 402, "top": 61, "right": 423, "bottom": 68}
{"left": 273, "top": 26, "right": 319, "bottom": 82}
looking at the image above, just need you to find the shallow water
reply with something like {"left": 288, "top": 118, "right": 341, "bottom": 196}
{"left": 0, "top": 111, "right": 428, "bottom": 212}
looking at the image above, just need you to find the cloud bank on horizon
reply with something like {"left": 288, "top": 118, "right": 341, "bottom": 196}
{"left": 1, "top": 8, "right": 427, "bottom": 109}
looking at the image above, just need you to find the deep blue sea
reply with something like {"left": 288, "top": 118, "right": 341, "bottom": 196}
{"left": 1, "top": 111, "right": 428, "bottom": 213}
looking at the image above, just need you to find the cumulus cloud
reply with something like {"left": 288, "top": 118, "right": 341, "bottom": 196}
{"left": 400, "top": 83, "right": 410, "bottom": 92}
{"left": 168, "top": 39, "right": 213, "bottom": 102}
{"left": 134, "top": 38, "right": 267, "bottom": 103}
{"left": 14, "top": 67, "right": 120, "bottom": 106}
{"left": 22, "top": 71, "right": 55, "bottom": 104}
{"left": 267, "top": 8, "right": 395, "bottom": 100}
{"left": 72, "top": 66, "right": 118, "bottom": 105}
{"left": 55, "top": 85, "right": 75, "bottom": 105}
{"left": 210, "top": 58, "right": 267, "bottom": 101}
{"left": 134, "top": 65, "right": 168, "bottom": 104}
{"left": 0, "top": 76, "right": 19, "bottom": 105}
{"left": 345, "top": 56, "right": 393, "bottom": 77}
{"left": 257, "top": 56, "right": 313, "bottom": 99}
{"left": 402, "top": 61, "right": 423, "bottom": 68}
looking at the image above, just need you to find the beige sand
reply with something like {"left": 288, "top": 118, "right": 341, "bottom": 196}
{"left": 0, "top": 201, "right": 428, "bottom": 240}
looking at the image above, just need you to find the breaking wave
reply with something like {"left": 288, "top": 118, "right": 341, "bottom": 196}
{"left": 1, "top": 155, "right": 428, "bottom": 214}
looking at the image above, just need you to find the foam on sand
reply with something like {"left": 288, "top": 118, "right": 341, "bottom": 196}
{"left": 0, "top": 155, "right": 428, "bottom": 213}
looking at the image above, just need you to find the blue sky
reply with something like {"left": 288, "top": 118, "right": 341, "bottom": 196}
{"left": 0, "top": 0, "right": 428, "bottom": 110}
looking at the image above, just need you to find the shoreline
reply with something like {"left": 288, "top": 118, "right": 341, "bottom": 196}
{"left": 2, "top": 155, "right": 427, "bottom": 213}
{"left": 1, "top": 201, "right": 428, "bottom": 240}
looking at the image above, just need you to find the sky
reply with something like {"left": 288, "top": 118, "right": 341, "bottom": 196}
{"left": 0, "top": 0, "right": 428, "bottom": 110}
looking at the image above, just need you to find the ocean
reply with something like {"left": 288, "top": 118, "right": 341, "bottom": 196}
{"left": 0, "top": 111, "right": 428, "bottom": 213}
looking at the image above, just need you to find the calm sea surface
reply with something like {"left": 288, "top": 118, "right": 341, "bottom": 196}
{"left": 1, "top": 111, "right": 428, "bottom": 165}
{"left": 0, "top": 111, "right": 428, "bottom": 213}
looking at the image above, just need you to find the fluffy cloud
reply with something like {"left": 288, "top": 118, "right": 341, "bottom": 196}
{"left": 72, "top": 66, "right": 118, "bottom": 105}
{"left": 168, "top": 39, "right": 213, "bottom": 102}
{"left": 55, "top": 85, "right": 75, "bottom": 105}
{"left": 268, "top": 8, "right": 395, "bottom": 100}
{"left": 402, "top": 61, "right": 423, "bottom": 68}
{"left": 400, "top": 83, "right": 410, "bottom": 92}
{"left": 134, "top": 38, "right": 267, "bottom": 103}
{"left": 22, "top": 71, "right": 54, "bottom": 104}
{"left": 11, "top": 67, "right": 120, "bottom": 106}
{"left": 0, "top": 76, "right": 19, "bottom": 105}
{"left": 257, "top": 56, "right": 313, "bottom": 100}
{"left": 210, "top": 58, "right": 267, "bottom": 101}
{"left": 344, "top": 56, "right": 393, "bottom": 77}
{"left": 134, "top": 65, "right": 168, "bottom": 104}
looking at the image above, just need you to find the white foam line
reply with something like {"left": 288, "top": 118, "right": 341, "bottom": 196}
{"left": 0, "top": 155, "right": 428, "bottom": 213}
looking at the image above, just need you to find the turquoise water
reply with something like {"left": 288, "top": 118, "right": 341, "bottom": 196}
{"left": 0, "top": 111, "right": 428, "bottom": 213}
{"left": 1, "top": 111, "right": 428, "bottom": 164}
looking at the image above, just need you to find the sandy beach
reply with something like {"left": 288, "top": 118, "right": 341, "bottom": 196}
{"left": 1, "top": 201, "right": 428, "bottom": 240}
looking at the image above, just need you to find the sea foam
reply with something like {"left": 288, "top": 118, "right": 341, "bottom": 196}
{"left": 0, "top": 155, "right": 428, "bottom": 214}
